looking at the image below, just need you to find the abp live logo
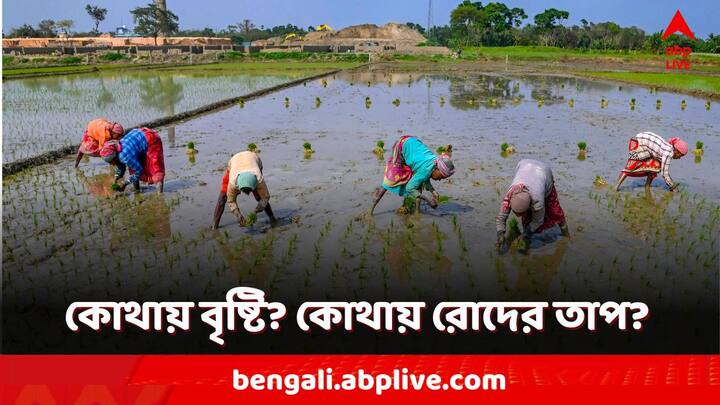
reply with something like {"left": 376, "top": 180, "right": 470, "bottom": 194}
{"left": 663, "top": 10, "right": 695, "bottom": 70}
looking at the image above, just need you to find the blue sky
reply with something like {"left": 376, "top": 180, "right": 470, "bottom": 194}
{"left": 2, "top": 0, "right": 718, "bottom": 37}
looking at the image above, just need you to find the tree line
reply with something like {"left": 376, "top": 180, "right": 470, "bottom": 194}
{"left": 5, "top": 0, "right": 719, "bottom": 53}
{"left": 416, "top": 1, "right": 719, "bottom": 53}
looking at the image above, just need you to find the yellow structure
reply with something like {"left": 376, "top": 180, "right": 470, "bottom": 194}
{"left": 315, "top": 24, "right": 333, "bottom": 32}
{"left": 284, "top": 33, "right": 303, "bottom": 41}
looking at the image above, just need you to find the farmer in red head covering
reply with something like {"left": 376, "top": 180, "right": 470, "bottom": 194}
{"left": 615, "top": 132, "right": 688, "bottom": 192}
{"left": 75, "top": 118, "right": 124, "bottom": 167}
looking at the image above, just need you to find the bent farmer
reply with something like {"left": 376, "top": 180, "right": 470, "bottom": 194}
{"left": 213, "top": 151, "right": 276, "bottom": 229}
{"left": 75, "top": 118, "right": 124, "bottom": 167}
{"left": 615, "top": 132, "right": 688, "bottom": 191}
{"left": 370, "top": 136, "right": 455, "bottom": 215}
{"left": 99, "top": 127, "right": 165, "bottom": 193}
{"left": 496, "top": 159, "right": 569, "bottom": 253}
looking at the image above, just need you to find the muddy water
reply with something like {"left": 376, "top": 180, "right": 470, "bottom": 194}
{"left": 3, "top": 69, "right": 718, "bottom": 351}
{"left": 2, "top": 69, "right": 324, "bottom": 162}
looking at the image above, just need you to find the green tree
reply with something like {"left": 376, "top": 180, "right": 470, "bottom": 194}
{"left": 130, "top": 3, "right": 179, "bottom": 45}
{"left": 450, "top": 1, "right": 486, "bottom": 46}
{"left": 36, "top": 19, "right": 56, "bottom": 37}
{"left": 534, "top": 8, "right": 569, "bottom": 30}
{"left": 56, "top": 19, "right": 75, "bottom": 39}
{"left": 406, "top": 22, "right": 426, "bottom": 35}
{"left": 85, "top": 4, "right": 108, "bottom": 34}
{"left": 10, "top": 24, "right": 39, "bottom": 38}
{"left": 239, "top": 19, "right": 255, "bottom": 36}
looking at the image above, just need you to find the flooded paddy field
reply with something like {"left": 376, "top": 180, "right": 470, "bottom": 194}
{"left": 3, "top": 68, "right": 718, "bottom": 353}
{"left": 2, "top": 68, "right": 327, "bottom": 162}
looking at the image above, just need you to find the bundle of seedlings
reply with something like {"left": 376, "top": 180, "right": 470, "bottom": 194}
{"left": 303, "top": 142, "right": 314, "bottom": 158}
{"left": 577, "top": 141, "right": 587, "bottom": 160}
{"left": 501, "top": 143, "right": 516, "bottom": 155}
{"left": 396, "top": 196, "right": 416, "bottom": 215}
{"left": 693, "top": 141, "right": 704, "bottom": 156}
{"left": 594, "top": 175, "right": 609, "bottom": 186}
{"left": 373, "top": 140, "right": 385, "bottom": 157}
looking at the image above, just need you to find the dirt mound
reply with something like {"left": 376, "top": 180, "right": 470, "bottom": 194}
{"left": 333, "top": 23, "right": 425, "bottom": 42}
{"left": 279, "top": 23, "right": 426, "bottom": 45}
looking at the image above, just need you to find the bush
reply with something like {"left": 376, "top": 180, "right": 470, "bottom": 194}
{"left": 223, "top": 50, "right": 245, "bottom": 59}
{"left": 100, "top": 52, "right": 125, "bottom": 61}
{"left": 3, "top": 55, "right": 15, "bottom": 64}
{"left": 60, "top": 56, "right": 83, "bottom": 64}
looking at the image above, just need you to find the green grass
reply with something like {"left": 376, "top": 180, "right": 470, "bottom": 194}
{"left": 2, "top": 65, "right": 97, "bottom": 76}
{"left": 2, "top": 62, "right": 166, "bottom": 77}
{"left": 460, "top": 46, "right": 720, "bottom": 64}
{"left": 576, "top": 71, "right": 720, "bottom": 95}
{"left": 160, "top": 61, "right": 361, "bottom": 73}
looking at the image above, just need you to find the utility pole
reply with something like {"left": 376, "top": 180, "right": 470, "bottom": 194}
{"left": 427, "top": 0, "right": 434, "bottom": 37}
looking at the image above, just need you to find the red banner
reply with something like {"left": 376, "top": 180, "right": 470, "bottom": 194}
{"left": 2, "top": 355, "right": 719, "bottom": 404}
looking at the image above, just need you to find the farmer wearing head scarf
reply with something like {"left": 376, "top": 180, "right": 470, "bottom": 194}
{"left": 496, "top": 159, "right": 569, "bottom": 253}
{"left": 615, "top": 132, "right": 688, "bottom": 192}
{"left": 212, "top": 150, "right": 276, "bottom": 229}
{"left": 100, "top": 127, "right": 165, "bottom": 194}
{"left": 370, "top": 136, "right": 455, "bottom": 215}
{"left": 75, "top": 118, "right": 124, "bottom": 167}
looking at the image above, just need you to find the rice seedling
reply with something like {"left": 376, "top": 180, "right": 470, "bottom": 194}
{"left": 600, "top": 97, "right": 608, "bottom": 108}
{"left": 693, "top": 141, "right": 704, "bottom": 156}
{"left": 437, "top": 195, "right": 450, "bottom": 204}
{"left": 392, "top": 98, "right": 401, "bottom": 107}
{"left": 315, "top": 97, "right": 322, "bottom": 108}
{"left": 681, "top": 99, "right": 687, "bottom": 110}
{"left": 238, "top": 99, "right": 245, "bottom": 108}
{"left": 656, "top": 99, "right": 662, "bottom": 110}
{"left": 186, "top": 141, "right": 198, "bottom": 155}
{"left": 365, "top": 96, "right": 372, "bottom": 109}
{"left": 111, "top": 183, "right": 121, "bottom": 191}
{"left": 439, "top": 96, "right": 445, "bottom": 106}
{"left": 436, "top": 145, "right": 448, "bottom": 154}
{"left": 512, "top": 97, "right": 520, "bottom": 104}
{"left": 373, "top": 140, "right": 385, "bottom": 156}
{"left": 247, "top": 143, "right": 260, "bottom": 153}
{"left": 500, "top": 143, "right": 516, "bottom": 156}
{"left": 594, "top": 175, "right": 608, "bottom": 186}
{"left": 537, "top": 98, "right": 543, "bottom": 107}
{"left": 303, "top": 142, "right": 314, "bottom": 159}
{"left": 284, "top": 97, "right": 290, "bottom": 108}
{"left": 577, "top": 141, "right": 587, "bottom": 160}
{"left": 321, "top": 79, "right": 328, "bottom": 88}
{"left": 706, "top": 100, "right": 711, "bottom": 110}
{"left": 629, "top": 98, "right": 636, "bottom": 110}
{"left": 568, "top": 98, "right": 574, "bottom": 108}
{"left": 396, "top": 196, "right": 416, "bottom": 215}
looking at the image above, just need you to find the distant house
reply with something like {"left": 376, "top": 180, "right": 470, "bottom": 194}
{"left": 114, "top": 25, "right": 141, "bottom": 37}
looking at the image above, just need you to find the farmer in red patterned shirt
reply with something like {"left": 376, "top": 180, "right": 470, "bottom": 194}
{"left": 615, "top": 132, "right": 688, "bottom": 192}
